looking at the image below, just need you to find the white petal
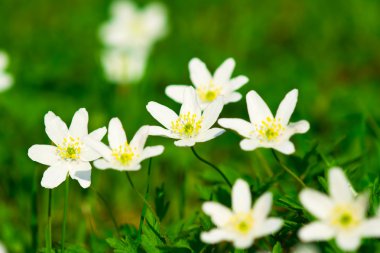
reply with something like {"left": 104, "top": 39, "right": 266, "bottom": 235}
{"left": 189, "top": 58, "right": 212, "bottom": 87}
{"left": 298, "top": 222, "right": 335, "bottom": 242}
{"left": 195, "top": 128, "right": 225, "bottom": 143}
{"left": 180, "top": 87, "right": 201, "bottom": 116}
{"left": 272, "top": 141, "right": 295, "bottom": 155}
{"left": 130, "top": 126, "right": 149, "bottom": 152}
{"left": 202, "top": 202, "right": 233, "bottom": 227}
{"left": 89, "top": 127, "right": 107, "bottom": 141}
{"left": 275, "top": 89, "right": 298, "bottom": 125}
{"left": 232, "top": 179, "right": 252, "bottom": 213}
{"left": 218, "top": 118, "right": 253, "bottom": 138}
{"left": 213, "top": 58, "right": 235, "bottom": 84}
{"left": 140, "top": 146, "right": 164, "bottom": 161}
{"left": 108, "top": 118, "right": 127, "bottom": 149}
{"left": 28, "top": 145, "right": 60, "bottom": 166}
{"left": 83, "top": 137, "right": 112, "bottom": 161}
{"left": 44, "top": 111, "right": 68, "bottom": 145}
{"left": 70, "top": 162, "right": 92, "bottom": 188}
{"left": 328, "top": 167, "right": 354, "bottom": 203}
{"left": 359, "top": 218, "right": 380, "bottom": 237}
{"left": 174, "top": 139, "right": 196, "bottom": 147}
{"left": 233, "top": 237, "right": 255, "bottom": 249}
{"left": 148, "top": 126, "right": 174, "bottom": 138}
{"left": 230, "top": 75, "right": 249, "bottom": 90}
{"left": 0, "top": 73, "right": 12, "bottom": 91}
{"left": 223, "top": 92, "right": 242, "bottom": 104}
{"left": 283, "top": 120, "right": 310, "bottom": 140}
{"left": 252, "top": 192, "right": 272, "bottom": 223}
{"left": 69, "top": 108, "right": 89, "bottom": 137}
{"left": 239, "top": 139, "right": 259, "bottom": 151}
{"left": 201, "top": 98, "right": 224, "bottom": 131}
{"left": 201, "top": 229, "right": 233, "bottom": 244}
{"left": 41, "top": 163, "right": 69, "bottom": 189}
{"left": 146, "top": 102, "right": 178, "bottom": 129}
{"left": 336, "top": 233, "right": 361, "bottom": 251}
{"left": 165, "top": 85, "right": 188, "bottom": 103}
{"left": 94, "top": 159, "right": 113, "bottom": 170}
{"left": 80, "top": 145, "right": 103, "bottom": 162}
{"left": 299, "top": 189, "right": 334, "bottom": 220}
{"left": 246, "top": 90, "right": 273, "bottom": 125}
{"left": 254, "top": 218, "right": 283, "bottom": 237}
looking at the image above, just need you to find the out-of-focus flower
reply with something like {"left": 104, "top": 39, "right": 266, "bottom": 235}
{"left": 0, "top": 242, "right": 7, "bottom": 253}
{"left": 201, "top": 179, "right": 283, "bottom": 249}
{"left": 298, "top": 167, "right": 380, "bottom": 251}
{"left": 0, "top": 51, "right": 13, "bottom": 92}
{"left": 292, "top": 244, "right": 320, "bottom": 253}
{"left": 218, "top": 89, "right": 309, "bottom": 155}
{"left": 101, "top": 49, "right": 148, "bottom": 85}
{"left": 146, "top": 87, "right": 224, "bottom": 147}
{"left": 85, "top": 118, "right": 164, "bottom": 171}
{"left": 28, "top": 108, "right": 106, "bottom": 189}
{"left": 166, "top": 58, "right": 248, "bottom": 109}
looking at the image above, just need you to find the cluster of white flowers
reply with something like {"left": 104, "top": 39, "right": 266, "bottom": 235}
{"left": 0, "top": 51, "right": 13, "bottom": 92}
{"left": 99, "top": 1, "right": 168, "bottom": 85}
{"left": 28, "top": 57, "right": 380, "bottom": 251}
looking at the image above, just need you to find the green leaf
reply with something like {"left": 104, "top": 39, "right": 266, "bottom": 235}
{"left": 272, "top": 242, "right": 282, "bottom": 253}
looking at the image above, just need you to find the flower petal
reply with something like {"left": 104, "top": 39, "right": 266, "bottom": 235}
{"left": 298, "top": 222, "right": 335, "bottom": 242}
{"left": 165, "top": 85, "right": 188, "bottom": 103}
{"left": 252, "top": 192, "right": 272, "bottom": 222}
{"left": 44, "top": 111, "right": 68, "bottom": 145}
{"left": 201, "top": 229, "right": 233, "bottom": 244}
{"left": 180, "top": 87, "right": 201, "bottom": 116}
{"left": 328, "top": 167, "right": 354, "bottom": 203}
{"left": 272, "top": 141, "right": 295, "bottom": 155}
{"left": 246, "top": 90, "right": 273, "bottom": 125}
{"left": 201, "top": 98, "right": 224, "bottom": 131}
{"left": 130, "top": 126, "right": 149, "bottom": 152}
{"left": 254, "top": 218, "right": 283, "bottom": 237}
{"left": 146, "top": 102, "right": 178, "bottom": 129}
{"left": 232, "top": 179, "right": 252, "bottom": 213}
{"left": 230, "top": 75, "right": 249, "bottom": 91}
{"left": 359, "top": 218, "right": 380, "bottom": 237}
{"left": 218, "top": 118, "right": 253, "bottom": 138}
{"left": 69, "top": 108, "right": 89, "bottom": 138}
{"left": 70, "top": 162, "right": 92, "bottom": 188}
{"left": 223, "top": 92, "right": 242, "bottom": 104}
{"left": 195, "top": 128, "right": 225, "bottom": 143}
{"left": 174, "top": 139, "right": 196, "bottom": 147}
{"left": 299, "top": 189, "right": 334, "bottom": 220}
{"left": 83, "top": 136, "right": 112, "bottom": 161}
{"left": 140, "top": 145, "right": 164, "bottom": 161}
{"left": 336, "top": 233, "right": 361, "bottom": 251}
{"left": 233, "top": 237, "right": 255, "bottom": 249}
{"left": 108, "top": 117, "right": 127, "bottom": 149}
{"left": 89, "top": 127, "right": 107, "bottom": 141}
{"left": 94, "top": 159, "right": 113, "bottom": 170}
{"left": 239, "top": 139, "right": 259, "bottom": 151}
{"left": 202, "top": 202, "right": 233, "bottom": 227}
{"left": 148, "top": 126, "right": 175, "bottom": 138}
{"left": 275, "top": 89, "right": 298, "bottom": 125}
{"left": 41, "top": 163, "right": 69, "bottom": 189}
{"left": 28, "top": 145, "right": 60, "bottom": 166}
{"left": 189, "top": 58, "right": 212, "bottom": 87}
{"left": 213, "top": 58, "right": 235, "bottom": 84}
{"left": 283, "top": 120, "right": 310, "bottom": 140}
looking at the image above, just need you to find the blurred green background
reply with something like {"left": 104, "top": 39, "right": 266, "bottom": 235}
{"left": 1, "top": 0, "right": 380, "bottom": 252}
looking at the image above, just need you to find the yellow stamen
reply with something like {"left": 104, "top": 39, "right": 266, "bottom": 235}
{"left": 228, "top": 213, "right": 254, "bottom": 235}
{"left": 112, "top": 142, "right": 137, "bottom": 166}
{"left": 330, "top": 205, "right": 360, "bottom": 230}
{"left": 255, "top": 117, "right": 284, "bottom": 142}
{"left": 171, "top": 112, "right": 203, "bottom": 138}
{"left": 56, "top": 136, "right": 82, "bottom": 160}
{"left": 196, "top": 81, "right": 222, "bottom": 103}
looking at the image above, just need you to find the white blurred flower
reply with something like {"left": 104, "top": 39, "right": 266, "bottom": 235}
{"left": 292, "top": 244, "right": 319, "bottom": 253}
{"left": 100, "top": 1, "right": 168, "bottom": 51}
{"left": 218, "top": 89, "right": 309, "bottom": 155}
{"left": 0, "top": 51, "right": 13, "bottom": 92}
{"left": 146, "top": 87, "right": 225, "bottom": 147}
{"left": 101, "top": 49, "right": 148, "bottom": 85}
{"left": 201, "top": 179, "right": 283, "bottom": 249}
{"left": 298, "top": 167, "right": 380, "bottom": 251}
{"left": 166, "top": 58, "right": 248, "bottom": 109}
{"left": 0, "top": 242, "right": 7, "bottom": 253}
{"left": 85, "top": 118, "right": 164, "bottom": 171}
{"left": 28, "top": 108, "right": 106, "bottom": 189}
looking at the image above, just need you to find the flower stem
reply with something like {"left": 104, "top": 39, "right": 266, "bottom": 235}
{"left": 61, "top": 176, "right": 70, "bottom": 252}
{"left": 46, "top": 189, "right": 52, "bottom": 253}
{"left": 125, "top": 171, "right": 135, "bottom": 189}
{"left": 271, "top": 150, "right": 306, "bottom": 188}
{"left": 190, "top": 146, "right": 232, "bottom": 188}
{"left": 94, "top": 190, "right": 120, "bottom": 237}
{"left": 137, "top": 158, "right": 152, "bottom": 241}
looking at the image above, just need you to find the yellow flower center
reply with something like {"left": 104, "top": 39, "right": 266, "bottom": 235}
{"left": 196, "top": 81, "right": 222, "bottom": 102}
{"left": 112, "top": 142, "right": 137, "bottom": 166}
{"left": 57, "top": 136, "right": 82, "bottom": 160}
{"left": 228, "top": 213, "right": 254, "bottom": 235}
{"left": 255, "top": 117, "right": 284, "bottom": 142}
{"left": 171, "top": 112, "right": 203, "bottom": 138}
{"left": 330, "top": 205, "right": 360, "bottom": 230}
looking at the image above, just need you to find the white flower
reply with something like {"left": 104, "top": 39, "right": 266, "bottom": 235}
{"left": 146, "top": 87, "right": 225, "bottom": 147}
{"left": 0, "top": 242, "right": 7, "bottom": 253}
{"left": 0, "top": 51, "right": 13, "bottom": 92}
{"left": 28, "top": 108, "right": 107, "bottom": 189}
{"left": 100, "top": 1, "right": 167, "bottom": 51}
{"left": 298, "top": 167, "right": 380, "bottom": 251}
{"left": 292, "top": 244, "right": 319, "bottom": 253}
{"left": 165, "top": 58, "right": 248, "bottom": 109}
{"left": 101, "top": 49, "right": 148, "bottom": 84}
{"left": 201, "top": 179, "right": 283, "bottom": 249}
{"left": 218, "top": 89, "right": 310, "bottom": 155}
{"left": 84, "top": 118, "right": 164, "bottom": 171}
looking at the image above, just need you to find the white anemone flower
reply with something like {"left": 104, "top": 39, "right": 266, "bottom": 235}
{"left": 298, "top": 167, "right": 380, "bottom": 251}
{"left": 146, "top": 87, "right": 225, "bottom": 147}
{"left": 0, "top": 51, "right": 13, "bottom": 92}
{"left": 201, "top": 179, "right": 283, "bottom": 249}
{"left": 100, "top": 1, "right": 167, "bottom": 51}
{"left": 85, "top": 118, "right": 164, "bottom": 171}
{"left": 0, "top": 242, "right": 6, "bottom": 253}
{"left": 28, "top": 108, "right": 107, "bottom": 189}
{"left": 218, "top": 89, "right": 310, "bottom": 155}
{"left": 165, "top": 58, "right": 248, "bottom": 109}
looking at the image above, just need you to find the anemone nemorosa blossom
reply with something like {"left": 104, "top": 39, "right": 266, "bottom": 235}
{"left": 201, "top": 179, "right": 283, "bottom": 249}
{"left": 0, "top": 51, "right": 13, "bottom": 92}
{"left": 28, "top": 109, "right": 106, "bottom": 189}
{"left": 299, "top": 167, "right": 380, "bottom": 251}
{"left": 84, "top": 118, "right": 164, "bottom": 171}
{"left": 218, "top": 89, "right": 309, "bottom": 155}
{"left": 165, "top": 58, "right": 248, "bottom": 109}
{"left": 146, "top": 87, "right": 225, "bottom": 147}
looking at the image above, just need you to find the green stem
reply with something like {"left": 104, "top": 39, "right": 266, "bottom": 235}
{"left": 61, "top": 176, "right": 69, "bottom": 252}
{"left": 31, "top": 169, "right": 38, "bottom": 253}
{"left": 46, "top": 189, "right": 52, "bottom": 253}
{"left": 125, "top": 171, "right": 135, "bottom": 189}
{"left": 190, "top": 146, "right": 232, "bottom": 188}
{"left": 137, "top": 158, "right": 152, "bottom": 241}
{"left": 271, "top": 150, "right": 306, "bottom": 188}
{"left": 95, "top": 190, "right": 120, "bottom": 237}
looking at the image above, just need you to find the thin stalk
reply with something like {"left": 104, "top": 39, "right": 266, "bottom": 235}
{"left": 95, "top": 190, "right": 120, "bottom": 237}
{"left": 31, "top": 169, "right": 38, "bottom": 253}
{"left": 137, "top": 158, "right": 152, "bottom": 241}
{"left": 125, "top": 171, "right": 135, "bottom": 189}
{"left": 61, "top": 176, "right": 69, "bottom": 252}
{"left": 46, "top": 189, "right": 52, "bottom": 253}
{"left": 271, "top": 150, "right": 306, "bottom": 188}
{"left": 190, "top": 146, "right": 232, "bottom": 188}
